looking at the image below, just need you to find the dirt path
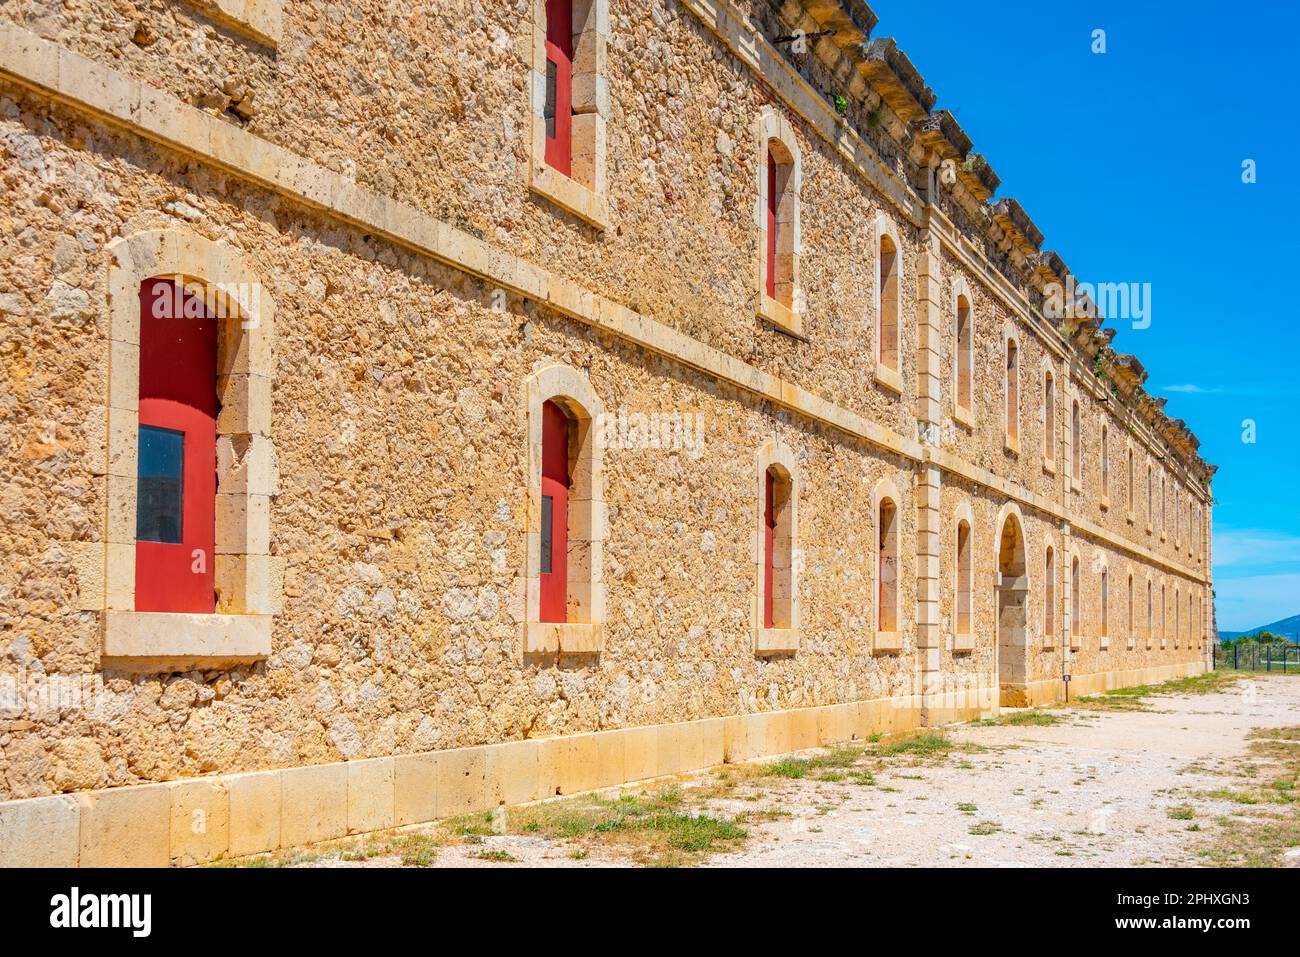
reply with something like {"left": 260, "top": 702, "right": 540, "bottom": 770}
{"left": 709, "top": 674, "right": 1300, "bottom": 868}
{"left": 246, "top": 673, "right": 1300, "bottom": 869}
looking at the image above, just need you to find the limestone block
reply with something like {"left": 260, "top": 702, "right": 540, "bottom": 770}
{"left": 168, "top": 778, "right": 229, "bottom": 866}
{"left": 347, "top": 758, "right": 394, "bottom": 834}
{"left": 722, "top": 715, "right": 749, "bottom": 763}
{"left": 700, "top": 718, "right": 725, "bottom": 768}
{"left": 0, "top": 794, "right": 80, "bottom": 867}
{"left": 622, "top": 725, "right": 659, "bottom": 782}
{"left": 435, "top": 746, "right": 488, "bottom": 816}
{"left": 655, "top": 723, "right": 686, "bottom": 777}
{"left": 484, "top": 740, "right": 540, "bottom": 807}
{"left": 78, "top": 784, "right": 170, "bottom": 867}
{"left": 789, "top": 708, "right": 818, "bottom": 751}
{"left": 393, "top": 753, "right": 438, "bottom": 827}
{"left": 227, "top": 769, "right": 281, "bottom": 857}
{"left": 280, "top": 763, "right": 346, "bottom": 848}
{"left": 591, "top": 730, "right": 626, "bottom": 789}
{"left": 816, "top": 704, "right": 851, "bottom": 746}
{"left": 552, "top": 733, "right": 599, "bottom": 794}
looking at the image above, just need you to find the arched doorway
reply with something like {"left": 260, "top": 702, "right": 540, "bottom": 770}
{"left": 997, "top": 512, "right": 1030, "bottom": 707}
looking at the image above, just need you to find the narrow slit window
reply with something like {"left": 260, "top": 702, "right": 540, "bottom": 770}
{"left": 1044, "top": 546, "right": 1056, "bottom": 637}
{"left": 878, "top": 234, "right": 899, "bottom": 372}
{"left": 955, "top": 519, "right": 972, "bottom": 639}
{"left": 955, "top": 295, "right": 972, "bottom": 413}
{"left": 1071, "top": 400, "right": 1081, "bottom": 482}
{"left": 1043, "top": 372, "right": 1055, "bottom": 462}
{"left": 878, "top": 498, "right": 898, "bottom": 633}
{"left": 1005, "top": 339, "right": 1019, "bottom": 445}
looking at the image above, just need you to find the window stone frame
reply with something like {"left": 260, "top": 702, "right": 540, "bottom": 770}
{"left": 529, "top": 0, "right": 611, "bottom": 230}
{"left": 754, "top": 438, "right": 800, "bottom": 655}
{"left": 97, "top": 228, "right": 280, "bottom": 672}
{"left": 523, "top": 362, "right": 606, "bottom": 655}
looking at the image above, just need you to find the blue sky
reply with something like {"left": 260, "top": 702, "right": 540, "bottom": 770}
{"left": 869, "top": 0, "right": 1300, "bottom": 631}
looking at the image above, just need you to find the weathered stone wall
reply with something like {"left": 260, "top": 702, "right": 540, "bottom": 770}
{"left": 0, "top": 0, "right": 1211, "bottom": 811}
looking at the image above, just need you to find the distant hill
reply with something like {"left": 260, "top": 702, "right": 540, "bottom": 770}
{"left": 1219, "top": 613, "right": 1300, "bottom": 642}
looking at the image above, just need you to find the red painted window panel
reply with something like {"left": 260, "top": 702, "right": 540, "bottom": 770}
{"left": 135, "top": 278, "right": 218, "bottom": 614}
{"left": 763, "top": 470, "right": 775, "bottom": 629}
{"left": 544, "top": 0, "right": 573, "bottom": 176}
{"left": 540, "top": 399, "right": 570, "bottom": 623}
{"left": 766, "top": 152, "right": 778, "bottom": 300}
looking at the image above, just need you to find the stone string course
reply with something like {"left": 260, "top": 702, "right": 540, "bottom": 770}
{"left": 0, "top": 0, "right": 1212, "bottom": 866}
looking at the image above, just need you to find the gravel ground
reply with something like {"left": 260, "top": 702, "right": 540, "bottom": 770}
{"left": 268, "top": 673, "right": 1300, "bottom": 868}
{"left": 705, "top": 674, "right": 1300, "bottom": 868}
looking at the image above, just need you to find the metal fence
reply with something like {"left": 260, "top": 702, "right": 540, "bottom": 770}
{"left": 1214, "top": 640, "right": 1300, "bottom": 672}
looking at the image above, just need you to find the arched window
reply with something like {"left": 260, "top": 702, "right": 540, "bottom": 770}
{"left": 1100, "top": 568, "right": 1109, "bottom": 641}
{"left": 1070, "top": 555, "right": 1081, "bottom": 642}
{"left": 1174, "top": 587, "right": 1181, "bottom": 647}
{"left": 135, "top": 278, "right": 219, "bottom": 613}
{"left": 1161, "top": 582, "right": 1167, "bottom": 647}
{"left": 1100, "top": 424, "right": 1109, "bottom": 504}
{"left": 1126, "top": 573, "right": 1134, "bottom": 649}
{"left": 1005, "top": 338, "right": 1019, "bottom": 449}
{"left": 955, "top": 287, "right": 973, "bottom": 416}
{"left": 1127, "top": 446, "right": 1134, "bottom": 517}
{"left": 955, "top": 517, "right": 972, "bottom": 643}
{"left": 101, "top": 229, "right": 280, "bottom": 673}
{"left": 755, "top": 439, "right": 800, "bottom": 654}
{"left": 877, "top": 494, "right": 900, "bottom": 637}
{"left": 1160, "top": 473, "right": 1167, "bottom": 539}
{"left": 1044, "top": 545, "right": 1056, "bottom": 638}
{"left": 763, "top": 464, "right": 794, "bottom": 630}
{"left": 526, "top": 364, "right": 605, "bottom": 654}
{"left": 1146, "top": 579, "right": 1154, "bottom": 647}
{"left": 1043, "top": 371, "right": 1055, "bottom": 465}
{"left": 1147, "top": 464, "right": 1154, "bottom": 530}
{"left": 539, "top": 399, "right": 571, "bottom": 623}
{"left": 1071, "top": 399, "right": 1082, "bottom": 483}
{"left": 765, "top": 139, "right": 795, "bottom": 309}
{"left": 755, "top": 108, "right": 802, "bottom": 335}
{"left": 878, "top": 230, "right": 899, "bottom": 374}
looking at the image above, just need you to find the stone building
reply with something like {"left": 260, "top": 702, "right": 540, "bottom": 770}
{"left": 0, "top": 0, "right": 1214, "bottom": 866}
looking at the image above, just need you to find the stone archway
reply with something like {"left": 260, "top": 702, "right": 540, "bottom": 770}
{"left": 996, "top": 511, "right": 1030, "bottom": 707}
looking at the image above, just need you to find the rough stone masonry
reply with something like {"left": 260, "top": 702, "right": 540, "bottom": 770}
{"left": 0, "top": 0, "right": 1213, "bottom": 866}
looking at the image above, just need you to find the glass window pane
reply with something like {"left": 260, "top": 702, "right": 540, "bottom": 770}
{"left": 137, "top": 425, "right": 184, "bottom": 543}
{"left": 540, "top": 494, "right": 553, "bottom": 574}
{"left": 545, "top": 60, "right": 557, "bottom": 138}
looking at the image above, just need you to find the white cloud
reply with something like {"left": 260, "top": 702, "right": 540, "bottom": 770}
{"left": 1163, "top": 383, "right": 1213, "bottom": 394}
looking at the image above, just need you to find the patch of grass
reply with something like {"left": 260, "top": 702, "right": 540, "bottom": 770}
{"left": 957, "top": 802, "right": 978, "bottom": 815}
{"left": 1073, "top": 671, "right": 1245, "bottom": 713}
{"left": 765, "top": 758, "right": 812, "bottom": 779}
{"left": 978, "top": 709, "right": 1065, "bottom": 727}
{"left": 448, "top": 812, "right": 496, "bottom": 837}
{"left": 505, "top": 786, "right": 746, "bottom": 866}
{"left": 1167, "top": 805, "right": 1195, "bottom": 821}
{"left": 876, "top": 731, "right": 954, "bottom": 757}
{"left": 475, "top": 850, "right": 518, "bottom": 862}
{"left": 969, "top": 821, "right": 1002, "bottom": 836}
{"left": 1201, "top": 726, "right": 1300, "bottom": 867}
{"left": 762, "top": 744, "right": 864, "bottom": 780}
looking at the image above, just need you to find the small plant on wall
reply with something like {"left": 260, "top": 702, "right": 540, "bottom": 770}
{"left": 833, "top": 94, "right": 848, "bottom": 116}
